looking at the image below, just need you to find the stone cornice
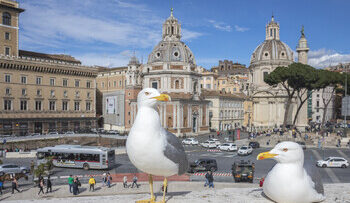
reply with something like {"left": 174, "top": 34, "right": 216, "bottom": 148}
{"left": 0, "top": 55, "right": 99, "bottom": 78}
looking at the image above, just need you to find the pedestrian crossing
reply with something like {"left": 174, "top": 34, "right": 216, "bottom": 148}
{"left": 199, "top": 151, "right": 237, "bottom": 158}
{"left": 311, "top": 149, "right": 340, "bottom": 183}
{"left": 193, "top": 172, "right": 232, "bottom": 177}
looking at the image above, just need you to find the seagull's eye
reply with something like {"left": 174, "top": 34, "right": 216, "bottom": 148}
{"left": 282, "top": 148, "right": 288, "bottom": 152}
{"left": 145, "top": 92, "right": 150, "bottom": 96}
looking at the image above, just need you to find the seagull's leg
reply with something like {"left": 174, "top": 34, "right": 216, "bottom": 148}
{"left": 161, "top": 177, "right": 168, "bottom": 203}
{"left": 136, "top": 174, "right": 155, "bottom": 203}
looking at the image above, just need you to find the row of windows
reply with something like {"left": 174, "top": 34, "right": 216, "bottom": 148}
{"left": 3, "top": 74, "right": 92, "bottom": 88}
{"left": 220, "top": 102, "right": 243, "bottom": 108}
{"left": 3, "top": 100, "right": 91, "bottom": 111}
{"left": 219, "top": 110, "right": 244, "bottom": 119}
{"left": 5, "top": 88, "right": 92, "bottom": 98}
{"left": 99, "top": 80, "right": 125, "bottom": 88}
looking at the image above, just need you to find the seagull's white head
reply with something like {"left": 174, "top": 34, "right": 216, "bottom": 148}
{"left": 257, "top": 141, "right": 304, "bottom": 164}
{"left": 137, "top": 88, "right": 171, "bottom": 108}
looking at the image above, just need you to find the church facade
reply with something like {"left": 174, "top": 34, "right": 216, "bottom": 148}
{"left": 126, "top": 10, "right": 210, "bottom": 136}
{"left": 249, "top": 16, "right": 309, "bottom": 131}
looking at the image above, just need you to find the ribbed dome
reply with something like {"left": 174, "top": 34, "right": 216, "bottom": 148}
{"left": 250, "top": 39, "right": 294, "bottom": 64}
{"left": 147, "top": 40, "right": 195, "bottom": 65}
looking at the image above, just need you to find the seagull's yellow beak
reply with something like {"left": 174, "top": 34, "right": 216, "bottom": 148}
{"left": 257, "top": 151, "right": 278, "bottom": 160}
{"left": 152, "top": 94, "right": 171, "bottom": 102}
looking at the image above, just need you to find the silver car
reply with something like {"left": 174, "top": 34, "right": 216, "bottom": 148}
{"left": 0, "top": 164, "right": 30, "bottom": 174}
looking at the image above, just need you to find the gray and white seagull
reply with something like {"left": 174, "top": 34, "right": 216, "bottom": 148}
{"left": 126, "top": 88, "right": 188, "bottom": 203}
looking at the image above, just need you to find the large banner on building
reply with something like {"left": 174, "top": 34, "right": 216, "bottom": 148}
{"left": 106, "top": 96, "right": 117, "bottom": 114}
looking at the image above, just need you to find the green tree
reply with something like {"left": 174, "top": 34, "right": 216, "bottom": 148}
{"left": 290, "top": 63, "right": 319, "bottom": 127}
{"left": 313, "top": 70, "right": 343, "bottom": 128}
{"left": 264, "top": 66, "right": 294, "bottom": 131}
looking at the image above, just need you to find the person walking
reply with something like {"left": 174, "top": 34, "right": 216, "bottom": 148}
{"left": 68, "top": 175, "right": 74, "bottom": 193}
{"left": 123, "top": 176, "right": 128, "bottom": 188}
{"left": 204, "top": 171, "right": 210, "bottom": 187}
{"left": 0, "top": 180, "right": 3, "bottom": 195}
{"left": 207, "top": 171, "right": 214, "bottom": 188}
{"left": 46, "top": 175, "right": 52, "bottom": 193}
{"left": 72, "top": 177, "right": 79, "bottom": 195}
{"left": 106, "top": 173, "right": 112, "bottom": 188}
{"left": 11, "top": 178, "right": 21, "bottom": 194}
{"left": 89, "top": 176, "right": 96, "bottom": 192}
{"left": 30, "top": 160, "right": 35, "bottom": 175}
{"left": 102, "top": 173, "right": 107, "bottom": 187}
{"left": 131, "top": 175, "right": 139, "bottom": 188}
{"left": 38, "top": 178, "right": 45, "bottom": 195}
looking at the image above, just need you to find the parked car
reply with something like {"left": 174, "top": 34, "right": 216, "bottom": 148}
{"left": 0, "top": 164, "right": 30, "bottom": 174}
{"left": 108, "top": 130, "right": 119, "bottom": 135}
{"left": 208, "top": 138, "right": 221, "bottom": 146}
{"left": 182, "top": 138, "right": 199, "bottom": 145}
{"left": 217, "top": 143, "right": 237, "bottom": 151}
{"left": 29, "top": 133, "right": 41, "bottom": 136}
{"left": 232, "top": 160, "right": 255, "bottom": 183}
{"left": 188, "top": 158, "right": 218, "bottom": 173}
{"left": 64, "top": 131, "right": 75, "bottom": 135}
{"left": 248, "top": 141, "right": 260, "bottom": 148}
{"left": 48, "top": 132, "right": 59, "bottom": 135}
{"left": 317, "top": 157, "right": 349, "bottom": 168}
{"left": 296, "top": 141, "right": 306, "bottom": 150}
{"left": 237, "top": 146, "right": 253, "bottom": 156}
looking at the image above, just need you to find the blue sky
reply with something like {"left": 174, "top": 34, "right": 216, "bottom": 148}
{"left": 18, "top": 0, "right": 350, "bottom": 69}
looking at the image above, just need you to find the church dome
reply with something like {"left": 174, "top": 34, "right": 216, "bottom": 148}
{"left": 250, "top": 39, "right": 294, "bottom": 64}
{"left": 148, "top": 40, "right": 195, "bottom": 65}
{"left": 250, "top": 16, "right": 294, "bottom": 65}
{"left": 147, "top": 8, "right": 195, "bottom": 65}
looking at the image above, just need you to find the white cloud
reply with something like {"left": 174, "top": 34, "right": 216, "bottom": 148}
{"left": 308, "top": 48, "right": 350, "bottom": 68}
{"left": 19, "top": 1, "right": 202, "bottom": 52}
{"left": 76, "top": 50, "right": 138, "bottom": 67}
{"left": 208, "top": 20, "right": 232, "bottom": 32}
{"left": 234, "top": 25, "right": 249, "bottom": 32}
{"left": 182, "top": 29, "right": 203, "bottom": 41}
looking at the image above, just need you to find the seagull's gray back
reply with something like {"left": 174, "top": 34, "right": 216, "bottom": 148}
{"left": 304, "top": 160, "right": 324, "bottom": 195}
{"left": 162, "top": 129, "right": 188, "bottom": 175}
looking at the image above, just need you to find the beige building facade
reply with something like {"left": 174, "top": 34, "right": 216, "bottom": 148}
{"left": 0, "top": 1, "right": 99, "bottom": 136}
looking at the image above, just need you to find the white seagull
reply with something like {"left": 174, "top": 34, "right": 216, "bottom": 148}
{"left": 126, "top": 88, "right": 188, "bottom": 203}
{"left": 257, "top": 141, "right": 325, "bottom": 203}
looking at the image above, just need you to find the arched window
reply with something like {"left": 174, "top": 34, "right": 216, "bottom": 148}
{"left": 175, "top": 80, "right": 180, "bottom": 89}
{"left": 3, "top": 12, "right": 11, "bottom": 26}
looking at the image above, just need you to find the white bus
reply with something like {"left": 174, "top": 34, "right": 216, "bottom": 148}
{"left": 36, "top": 145, "right": 115, "bottom": 170}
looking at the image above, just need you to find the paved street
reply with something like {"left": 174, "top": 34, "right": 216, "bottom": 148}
{"left": 3, "top": 136, "right": 350, "bottom": 186}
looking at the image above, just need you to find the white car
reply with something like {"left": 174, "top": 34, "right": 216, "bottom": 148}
{"left": 217, "top": 143, "right": 237, "bottom": 151}
{"left": 182, "top": 138, "right": 199, "bottom": 145}
{"left": 64, "top": 131, "right": 75, "bottom": 135}
{"left": 208, "top": 138, "right": 221, "bottom": 146}
{"left": 201, "top": 141, "right": 216, "bottom": 148}
{"left": 317, "top": 157, "right": 349, "bottom": 168}
{"left": 237, "top": 146, "right": 253, "bottom": 156}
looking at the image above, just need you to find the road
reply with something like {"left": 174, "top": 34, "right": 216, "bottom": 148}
{"left": 4, "top": 144, "right": 350, "bottom": 185}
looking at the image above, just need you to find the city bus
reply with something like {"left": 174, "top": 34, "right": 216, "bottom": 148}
{"left": 36, "top": 145, "right": 115, "bottom": 170}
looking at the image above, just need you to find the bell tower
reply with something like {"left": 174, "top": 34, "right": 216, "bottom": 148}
{"left": 296, "top": 25, "right": 309, "bottom": 64}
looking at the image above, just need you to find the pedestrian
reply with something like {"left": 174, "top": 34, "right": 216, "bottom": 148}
{"left": 76, "top": 177, "right": 81, "bottom": 193}
{"left": 131, "top": 175, "right": 139, "bottom": 188}
{"left": 46, "top": 175, "right": 52, "bottom": 193}
{"left": 68, "top": 175, "right": 74, "bottom": 193}
{"left": 259, "top": 177, "right": 265, "bottom": 187}
{"left": 123, "top": 176, "right": 128, "bottom": 188}
{"left": 89, "top": 176, "right": 96, "bottom": 192}
{"left": 30, "top": 160, "right": 35, "bottom": 175}
{"left": 38, "top": 178, "right": 45, "bottom": 195}
{"left": 106, "top": 173, "right": 112, "bottom": 188}
{"left": 11, "top": 178, "right": 21, "bottom": 194}
{"left": 0, "top": 180, "right": 3, "bottom": 195}
{"left": 207, "top": 171, "right": 214, "bottom": 188}
{"left": 204, "top": 171, "right": 209, "bottom": 187}
{"left": 102, "top": 173, "right": 107, "bottom": 187}
{"left": 72, "top": 177, "right": 79, "bottom": 195}
{"left": 337, "top": 139, "right": 341, "bottom": 148}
